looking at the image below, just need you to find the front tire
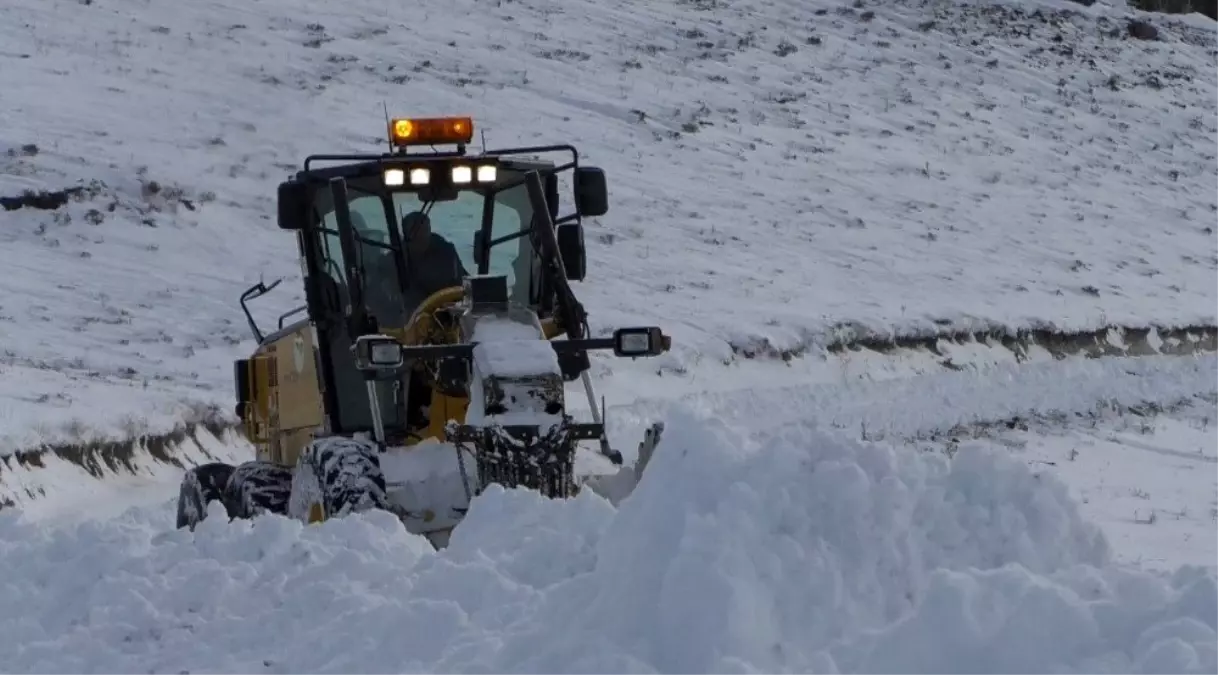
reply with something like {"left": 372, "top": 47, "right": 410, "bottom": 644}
{"left": 223, "top": 460, "right": 293, "bottom": 519}
{"left": 176, "top": 462, "right": 236, "bottom": 530}
{"left": 289, "top": 437, "right": 387, "bottom": 522}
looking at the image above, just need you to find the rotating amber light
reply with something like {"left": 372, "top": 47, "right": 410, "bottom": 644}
{"left": 388, "top": 116, "right": 474, "bottom": 147}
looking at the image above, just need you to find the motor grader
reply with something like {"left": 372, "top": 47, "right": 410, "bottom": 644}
{"left": 176, "top": 116, "right": 670, "bottom": 547}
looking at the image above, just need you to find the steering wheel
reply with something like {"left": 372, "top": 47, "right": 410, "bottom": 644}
{"left": 403, "top": 285, "right": 465, "bottom": 346}
{"left": 399, "top": 285, "right": 466, "bottom": 399}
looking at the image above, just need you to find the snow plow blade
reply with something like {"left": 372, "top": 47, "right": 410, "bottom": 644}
{"left": 580, "top": 422, "right": 664, "bottom": 506}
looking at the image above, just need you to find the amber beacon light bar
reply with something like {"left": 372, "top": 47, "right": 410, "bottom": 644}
{"left": 381, "top": 116, "right": 498, "bottom": 187}
{"left": 388, "top": 116, "right": 474, "bottom": 147}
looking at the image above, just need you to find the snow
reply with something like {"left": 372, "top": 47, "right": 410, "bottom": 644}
{"left": 1, "top": 425, "right": 249, "bottom": 520}
{"left": 591, "top": 350, "right": 1217, "bottom": 461}
{"left": 378, "top": 439, "right": 477, "bottom": 534}
{"left": 1, "top": 0, "right": 1215, "bottom": 448}
{"left": 922, "top": 401, "right": 1218, "bottom": 571}
{"left": 0, "top": 0, "right": 1215, "bottom": 669}
{"left": 469, "top": 313, "right": 561, "bottom": 379}
{"left": 0, "top": 410, "right": 1214, "bottom": 673}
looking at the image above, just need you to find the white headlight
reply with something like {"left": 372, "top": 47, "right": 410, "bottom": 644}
{"left": 369, "top": 341, "right": 402, "bottom": 366}
{"left": 409, "top": 168, "right": 430, "bottom": 186}
{"left": 476, "top": 165, "right": 497, "bottom": 183}
{"left": 452, "top": 166, "right": 472, "bottom": 184}
{"left": 353, "top": 335, "right": 405, "bottom": 370}
{"left": 384, "top": 169, "right": 405, "bottom": 186}
{"left": 617, "top": 332, "right": 652, "bottom": 356}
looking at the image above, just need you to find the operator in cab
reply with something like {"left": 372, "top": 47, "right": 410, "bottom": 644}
{"left": 400, "top": 211, "right": 469, "bottom": 308}
{"left": 351, "top": 211, "right": 408, "bottom": 327}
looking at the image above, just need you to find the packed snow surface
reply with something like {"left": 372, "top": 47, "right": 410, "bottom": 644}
{"left": 0, "top": 410, "right": 1214, "bottom": 673}
{"left": 1, "top": 0, "right": 1215, "bottom": 448}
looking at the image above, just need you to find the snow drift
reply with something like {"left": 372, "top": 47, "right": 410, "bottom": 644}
{"left": 0, "top": 408, "right": 1212, "bottom": 673}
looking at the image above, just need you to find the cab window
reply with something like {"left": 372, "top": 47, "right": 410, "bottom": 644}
{"left": 391, "top": 187, "right": 533, "bottom": 302}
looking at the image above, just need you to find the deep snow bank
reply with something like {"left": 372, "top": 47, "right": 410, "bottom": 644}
{"left": 0, "top": 409, "right": 1213, "bottom": 673}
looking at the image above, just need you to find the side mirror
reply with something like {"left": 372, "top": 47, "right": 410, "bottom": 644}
{"left": 573, "top": 167, "right": 608, "bottom": 217}
{"left": 556, "top": 224, "right": 586, "bottom": 281}
{"left": 277, "top": 180, "right": 308, "bottom": 230}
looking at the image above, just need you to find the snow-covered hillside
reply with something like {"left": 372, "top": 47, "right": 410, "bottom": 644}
{"left": 0, "top": 0, "right": 1215, "bottom": 671}
{"left": 1, "top": 0, "right": 1215, "bottom": 449}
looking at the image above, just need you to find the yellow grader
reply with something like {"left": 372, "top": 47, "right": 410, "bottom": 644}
{"left": 176, "top": 116, "right": 669, "bottom": 547}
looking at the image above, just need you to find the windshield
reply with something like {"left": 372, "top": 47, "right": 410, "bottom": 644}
{"left": 308, "top": 172, "right": 540, "bottom": 436}
{"left": 391, "top": 183, "right": 533, "bottom": 302}
{"left": 312, "top": 178, "right": 537, "bottom": 327}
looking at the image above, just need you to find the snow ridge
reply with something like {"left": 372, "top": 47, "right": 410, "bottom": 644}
{"left": 0, "top": 410, "right": 1212, "bottom": 673}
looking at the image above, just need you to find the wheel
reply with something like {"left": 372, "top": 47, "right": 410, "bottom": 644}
{"left": 176, "top": 462, "right": 236, "bottom": 530}
{"left": 288, "top": 436, "right": 388, "bottom": 522}
{"left": 222, "top": 460, "right": 293, "bottom": 519}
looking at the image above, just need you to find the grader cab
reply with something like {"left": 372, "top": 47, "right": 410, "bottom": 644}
{"left": 176, "top": 116, "right": 670, "bottom": 547}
